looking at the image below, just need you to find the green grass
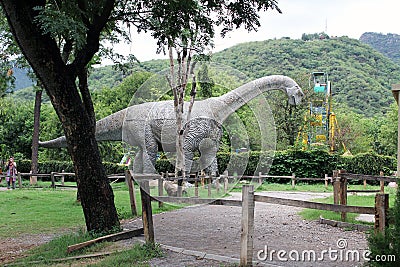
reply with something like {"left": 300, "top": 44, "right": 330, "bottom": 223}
{"left": 88, "top": 243, "right": 163, "bottom": 267}
{"left": 256, "top": 181, "right": 333, "bottom": 192}
{"left": 0, "top": 189, "right": 86, "bottom": 237}
{"left": 231, "top": 180, "right": 392, "bottom": 193}
{"left": 15, "top": 232, "right": 163, "bottom": 266}
{"left": 0, "top": 183, "right": 174, "bottom": 266}
{"left": 299, "top": 186, "right": 397, "bottom": 224}
{"left": 0, "top": 182, "right": 181, "bottom": 238}
{"left": 1, "top": 180, "right": 397, "bottom": 266}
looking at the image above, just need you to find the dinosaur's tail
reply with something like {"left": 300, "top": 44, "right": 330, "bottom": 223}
{"left": 39, "top": 108, "right": 128, "bottom": 148}
{"left": 39, "top": 136, "right": 67, "bottom": 148}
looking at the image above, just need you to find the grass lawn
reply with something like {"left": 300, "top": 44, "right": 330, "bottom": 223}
{"left": 0, "top": 182, "right": 180, "bottom": 238}
{"left": 1, "top": 181, "right": 395, "bottom": 237}
{"left": 0, "top": 182, "right": 178, "bottom": 266}
{"left": 0, "top": 180, "right": 397, "bottom": 266}
{"left": 299, "top": 186, "right": 397, "bottom": 225}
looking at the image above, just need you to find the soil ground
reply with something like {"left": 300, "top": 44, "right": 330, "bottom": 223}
{"left": 0, "top": 191, "right": 369, "bottom": 267}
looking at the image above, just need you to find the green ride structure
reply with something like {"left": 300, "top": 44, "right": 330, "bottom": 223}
{"left": 298, "top": 72, "right": 346, "bottom": 153}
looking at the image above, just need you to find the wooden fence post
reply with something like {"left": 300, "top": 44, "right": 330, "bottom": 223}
{"left": 375, "top": 193, "right": 389, "bottom": 234}
{"left": 17, "top": 172, "right": 22, "bottom": 189}
{"left": 140, "top": 180, "right": 155, "bottom": 245}
{"left": 61, "top": 170, "right": 65, "bottom": 186}
{"left": 195, "top": 177, "right": 199, "bottom": 197}
{"left": 126, "top": 171, "right": 137, "bottom": 216}
{"left": 216, "top": 176, "right": 220, "bottom": 194}
{"left": 363, "top": 178, "right": 367, "bottom": 189}
{"left": 240, "top": 184, "right": 255, "bottom": 267}
{"left": 208, "top": 175, "right": 212, "bottom": 197}
{"left": 333, "top": 170, "right": 339, "bottom": 205}
{"left": 50, "top": 172, "right": 56, "bottom": 189}
{"left": 177, "top": 177, "right": 183, "bottom": 197}
{"left": 339, "top": 170, "right": 347, "bottom": 221}
{"left": 379, "top": 171, "right": 385, "bottom": 193}
{"left": 224, "top": 176, "right": 229, "bottom": 194}
{"left": 324, "top": 174, "right": 329, "bottom": 189}
{"left": 158, "top": 175, "right": 164, "bottom": 208}
{"left": 258, "top": 172, "right": 263, "bottom": 185}
{"left": 291, "top": 173, "right": 296, "bottom": 189}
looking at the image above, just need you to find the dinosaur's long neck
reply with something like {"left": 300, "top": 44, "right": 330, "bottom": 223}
{"left": 213, "top": 75, "right": 296, "bottom": 121}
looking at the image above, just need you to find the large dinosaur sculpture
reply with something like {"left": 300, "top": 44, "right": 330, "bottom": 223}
{"left": 40, "top": 75, "right": 304, "bottom": 175}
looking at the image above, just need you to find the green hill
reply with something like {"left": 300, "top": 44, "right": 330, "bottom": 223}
{"left": 212, "top": 36, "right": 400, "bottom": 117}
{"left": 88, "top": 36, "right": 400, "bottom": 117}
{"left": 360, "top": 32, "right": 400, "bottom": 65}
{"left": 13, "top": 34, "right": 400, "bottom": 118}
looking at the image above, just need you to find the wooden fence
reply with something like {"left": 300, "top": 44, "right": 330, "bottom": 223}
{"left": 1, "top": 169, "right": 393, "bottom": 266}
{"left": 126, "top": 170, "right": 392, "bottom": 267}
{"left": 0, "top": 171, "right": 125, "bottom": 189}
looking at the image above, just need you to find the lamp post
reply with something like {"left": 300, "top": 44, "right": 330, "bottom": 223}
{"left": 392, "top": 84, "right": 400, "bottom": 177}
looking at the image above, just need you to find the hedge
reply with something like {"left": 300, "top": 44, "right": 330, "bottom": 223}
{"left": 15, "top": 150, "right": 396, "bottom": 182}
{"left": 16, "top": 160, "right": 127, "bottom": 182}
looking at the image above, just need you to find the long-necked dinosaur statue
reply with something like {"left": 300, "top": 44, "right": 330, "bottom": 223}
{"left": 40, "top": 75, "right": 304, "bottom": 175}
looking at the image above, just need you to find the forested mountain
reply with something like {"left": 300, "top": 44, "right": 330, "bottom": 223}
{"left": 212, "top": 36, "right": 400, "bottom": 117}
{"left": 13, "top": 34, "right": 400, "bottom": 118}
{"left": 360, "top": 32, "right": 400, "bottom": 65}
{"left": 4, "top": 36, "right": 400, "bottom": 160}
{"left": 88, "top": 36, "right": 400, "bottom": 117}
{"left": 9, "top": 67, "right": 34, "bottom": 90}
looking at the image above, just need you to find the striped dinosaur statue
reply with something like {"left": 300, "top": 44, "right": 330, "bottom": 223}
{"left": 40, "top": 75, "right": 304, "bottom": 175}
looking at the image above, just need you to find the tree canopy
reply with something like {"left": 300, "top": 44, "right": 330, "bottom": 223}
{"left": 1, "top": 0, "right": 283, "bottom": 233}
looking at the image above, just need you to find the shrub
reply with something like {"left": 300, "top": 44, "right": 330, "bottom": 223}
{"left": 16, "top": 150, "right": 396, "bottom": 183}
{"left": 339, "top": 152, "right": 396, "bottom": 176}
{"left": 16, "top": 160, "right": 126, "bottom": 181}
{"left": 368, "top": 189, "right": 400, "bottom": 266}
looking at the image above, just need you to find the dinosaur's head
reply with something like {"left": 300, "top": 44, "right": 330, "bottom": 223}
{"left": 286, "top": 84, "right": 304, "bottom": 105}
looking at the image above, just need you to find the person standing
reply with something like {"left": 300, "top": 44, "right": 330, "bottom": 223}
{"left": 6, "top": 157, "right": 17, "bottom": 189}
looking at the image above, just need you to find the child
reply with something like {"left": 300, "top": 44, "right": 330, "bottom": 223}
{"left": 6, "top": 157, "right": 17, "bottom": 189}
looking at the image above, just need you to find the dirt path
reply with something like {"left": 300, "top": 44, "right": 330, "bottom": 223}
{"left": 121, "top": 191, "right": 369, "bottom": 267}
{"left": 0, "top": 191, "right": 369, "bottom": 266}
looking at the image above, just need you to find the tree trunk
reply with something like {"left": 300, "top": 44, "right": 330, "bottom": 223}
{"left": 30, "top": 88, "right": 41, "bottom": 184}
{"left": 1, "top": 0, "right": 120, "bottom": 233}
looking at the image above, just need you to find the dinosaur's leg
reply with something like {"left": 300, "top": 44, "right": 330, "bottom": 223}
{"left": 184, "top": 149, "right": 194, "bottom": 177}
{"left": 143, "top": 130, "right": 158, "bottom": 174}
{"left": 206, "top": 157, "right": 219, "bottom": 176}
{"left": 198, "top": 138, "right": 219, "bottom": 176}
{"left": 133, "top": 149, "right": 144, "bottom": 173}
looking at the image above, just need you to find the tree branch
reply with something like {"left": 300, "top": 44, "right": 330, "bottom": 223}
{"left": 72, "top": 0, "right": 115, "bottom": 72}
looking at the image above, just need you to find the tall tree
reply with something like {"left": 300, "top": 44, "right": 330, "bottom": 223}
{"left": 0, "top": 0, "right": 120, "bottom": 233}
{"left": 1, "top": 0, "right": 282, "bottom": 233}
{"left": 136, "top": 0, "right": 281, "bottom": 176}
{"left": 197, "top": 63, "right": 214, "bottom": 99}
{"left": 30, "top": 85, "right": 42, "bottom": 184}
{"left": 0, "top": 7, "right": 15, "bottom": 96}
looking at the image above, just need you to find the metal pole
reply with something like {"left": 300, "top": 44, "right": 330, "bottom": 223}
{"left": 397, "top": 91, "right": 400, "bottom": 177}
{"left": 391, "top": 85, "right": 400, "bottom": 177}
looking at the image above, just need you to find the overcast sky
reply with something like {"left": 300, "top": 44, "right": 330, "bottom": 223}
{"left": 111, "top": 0, "right": 400, "bottom": 62}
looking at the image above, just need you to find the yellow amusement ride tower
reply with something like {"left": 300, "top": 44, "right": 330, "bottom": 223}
{"left": 299, "top": 72, "right": 344, "bottom": 152}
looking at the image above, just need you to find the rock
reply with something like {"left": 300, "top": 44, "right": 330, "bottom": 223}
{"left": 163, "top": 181, "right": 187, "bottom": 196}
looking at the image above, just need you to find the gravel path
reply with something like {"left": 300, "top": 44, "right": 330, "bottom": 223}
{"left": 120, "top": 191, "right": 369, "bottom": 267}
{"left": 0, "top": 191, "right": 369, "bottom": 266}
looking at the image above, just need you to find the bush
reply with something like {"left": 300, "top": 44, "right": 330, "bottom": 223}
{"left": 269, "top": 149, "right": 340, "bottom": 178}
{"left": 16, "top": 150, "right": 396, "bottom": 183}
{"left": 340, "top": 152, "right": 396, "bottom": 176}
{"left": 368, "top": 189, "right": 400, "bottom": 266}
{"left": 16, "top": 159, "right": 126, "bottom": 181}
